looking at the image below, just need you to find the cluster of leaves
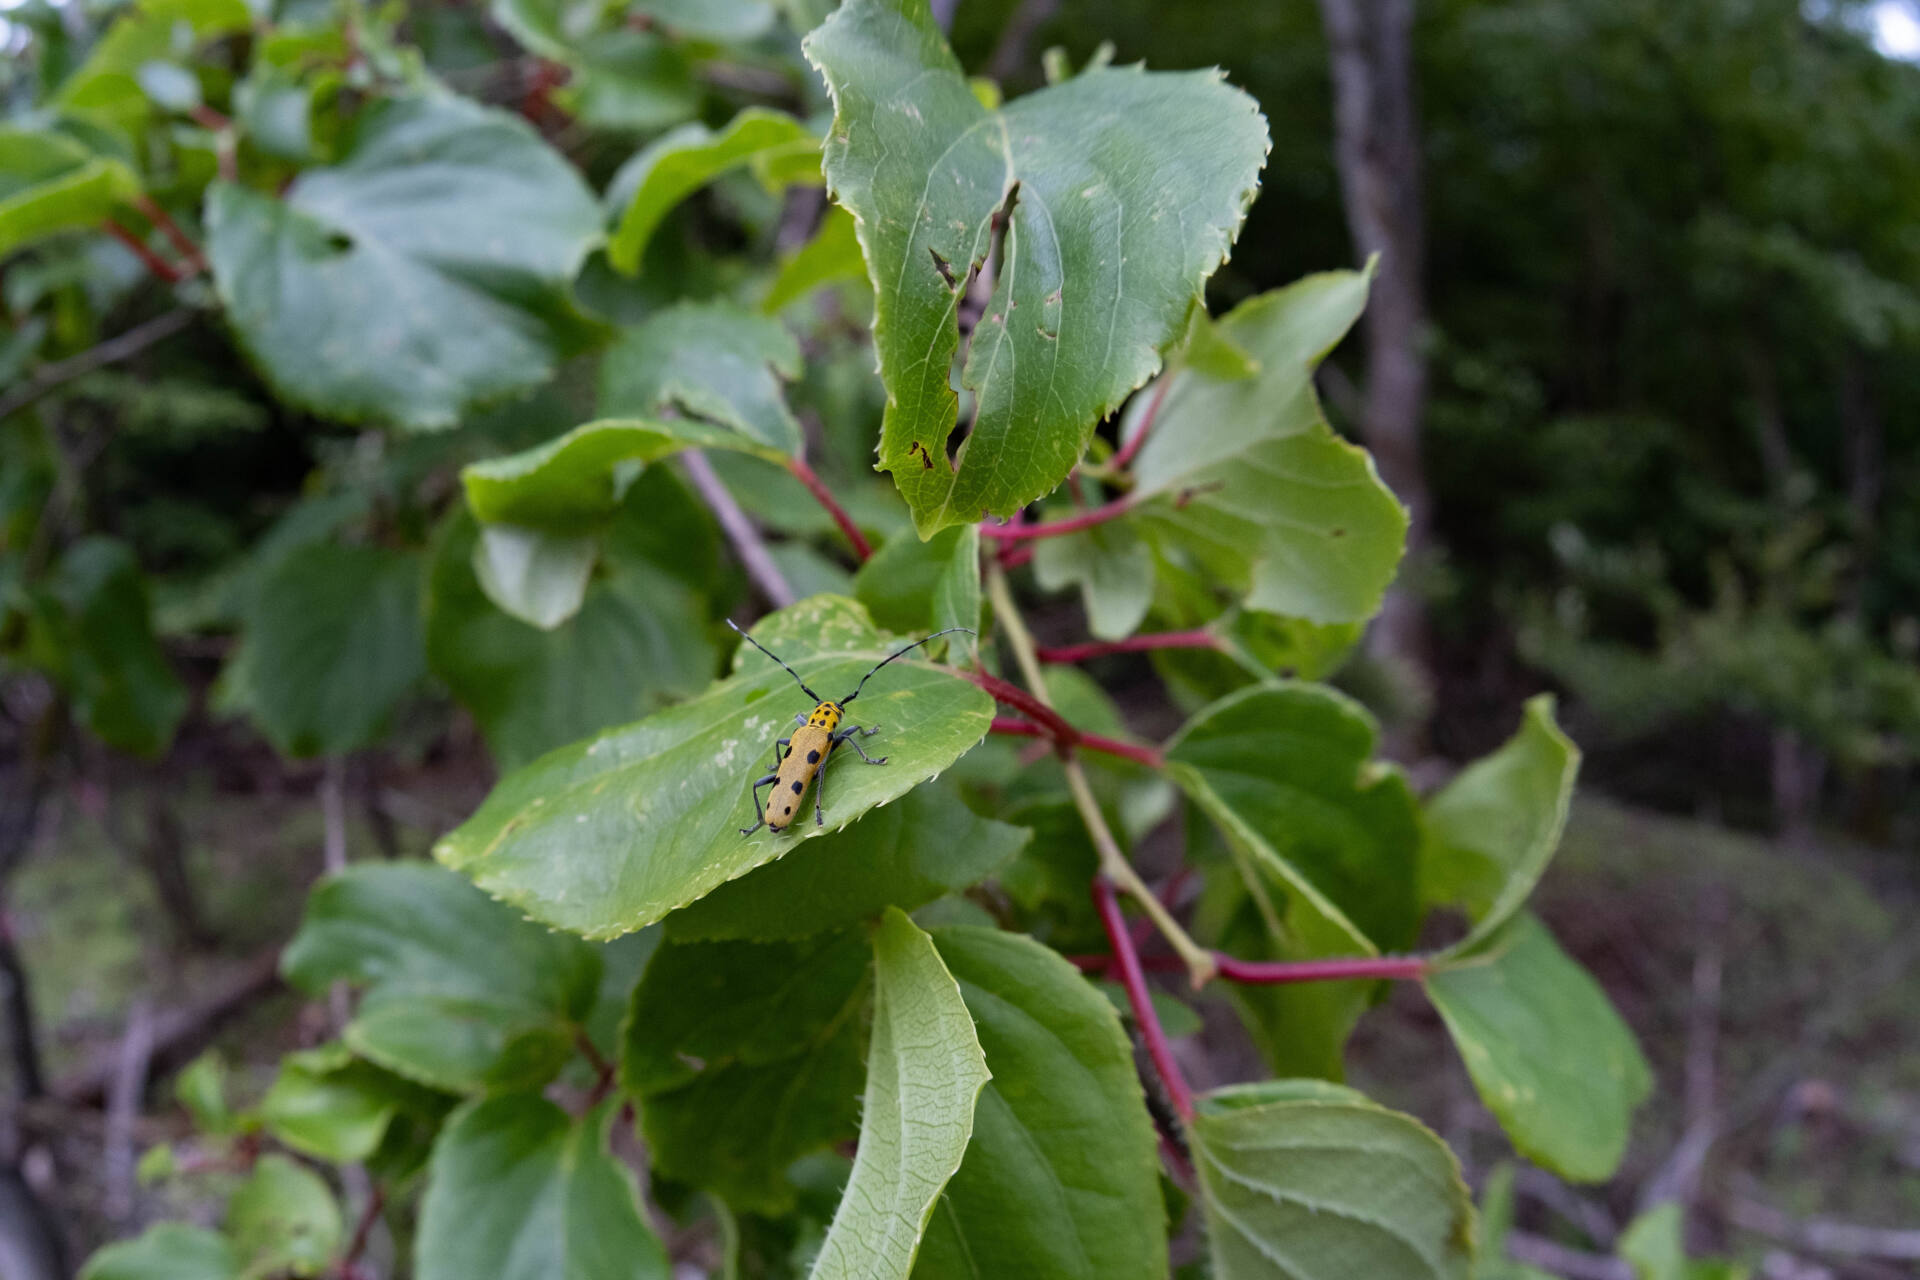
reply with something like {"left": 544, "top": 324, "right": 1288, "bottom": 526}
{"left": 2, "top": 0, "right": 1698, "bottom": 1277}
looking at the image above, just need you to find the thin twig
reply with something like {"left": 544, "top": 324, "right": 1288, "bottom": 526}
{"left": 681, "top": 451, "right": 796, "bottom": 608}
{"left": 130, "top": 195, "right": 207, "bottom": 273}
{"left": 101, "top": 221, "right": 191, "bottom": 283}
{"left": 1505, "top": 1231, "right": 1632, "bottom": 1280}
{"left": 1110, "top": 375, "right": 1174, "bottom": 472}
{"left": 1727, "top": 1197, "right": 1920, "bottom": 1262}
{"left": 1639, "top": 882, "right": 1726, "bottom": 1213}
{"left": 336, "top": 1182, "right": 386, "bottom": 1280}
{"left": 985, "top": 564, "right": 1214, "bottom": 985}
{"left": 320, "top": 759, "right": 351, "bottom": 1029}
{"left": 1034, "top": 629, "right": 1224, "bottom": 664}
{"left": 1092, "top": 876, "right": 1194, "bottom": 1123}
{"left": 978, "top": 495, "right": 1134, "bottom": 542}
{"left": 786, "top": 456, "right": 872, "bottom": 561}
{"left": 0, "top": 309, "right": 198, "bottom": 422}
{"left": 103, "top": 1000, "right": 155, "bottom": 1220}
{"left": 1211, "top": 952, "right": 1430, "bottom": 984}
{"left": 988, "top": 716, "right": 1164, "bottom": 768}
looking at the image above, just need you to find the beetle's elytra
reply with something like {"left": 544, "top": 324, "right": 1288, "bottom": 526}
{"left": 728, "top": 621, "right": 974, "bottom": 837}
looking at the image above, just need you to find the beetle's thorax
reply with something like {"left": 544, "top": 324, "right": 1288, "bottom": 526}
{"left": 806, "top": 701, "right": 842, "bottom": 731}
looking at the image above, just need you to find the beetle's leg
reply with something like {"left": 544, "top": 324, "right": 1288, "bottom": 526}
{"left": 834, "top": 725, "right": 887, "bottom": 765}
{"left": 814, "top": 769, "right": 826, "bottom": 827}
{"left": 859, "top": 723, "right": 881, "bottom": 737}
{"left": 741, "top": 772, "right": 778, "bottom": 836}
{"left": 794, "top": 711, "right": 810, "bottom": 728}
{"left": 767, "top": 736, "right": 790, "bottom": 770}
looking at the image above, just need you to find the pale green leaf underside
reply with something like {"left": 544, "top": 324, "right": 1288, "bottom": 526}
{"left": 598, "top": 300, "right": 804, "bottom": 456}
{"left": 1134, "top": 270, "right": 1407, "bottom": 625}
{"left": 1191, "top": 1080, "right": 1474, "bottom": 1280}
{"left": 1423, "top": 694, "right": 1579, "bottom": 958}
{"left": 607, "top": 107, "right": 819, "bottom": 273}
{"left": 436, "top": 598, "right": 994, "bottom": 939}
{"left": 805, "top": 0, "right": 1268, "bottom": 536}
{"left": 1423, "top": 914, "right": 1652, "bottom": 1183}
{"left": 207, "top": 95, "right": 602, "bottom": 431}
{"left": 810, "top": 908, "right": 988, "bottom": 1280}
{"left": 1033, "top": 520, "right": 1153, "bottom": 640}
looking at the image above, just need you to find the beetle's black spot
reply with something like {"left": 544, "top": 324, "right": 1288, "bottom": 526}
{"left": 807, "top": 749, "right": 820, "bottom": 764}
{"left": 790, "top": 781, "right": 803, "bottom": 794}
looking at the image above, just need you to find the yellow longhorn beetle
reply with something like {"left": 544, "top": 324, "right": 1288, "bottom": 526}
{"left": 727, "top": 621, "right": 975, "bottom": 836}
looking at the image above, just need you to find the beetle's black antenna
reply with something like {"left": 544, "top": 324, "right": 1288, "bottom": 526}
{"left": 726, "top": 620, "right": 824, "bottom": 703}
{"left": 840, "top": 628, "right": 975, "bottom": 705}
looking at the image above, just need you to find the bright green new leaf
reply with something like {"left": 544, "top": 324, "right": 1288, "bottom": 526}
{"left": 53, "top": 0, "right": 250, "bottom": 138}
{"left": 175, "top": 1052, "right": 232, "bottom": 1136}
{"left": 914, "top": 928, "right": 1165, "bottom": 1280}
{"left": 220, "top": 542, "right": 423, "bottom": 759}
{"left": 226, "top": 1155, "right": 342, "bottom": 1279}
{"left": 599, "top": 300, "right": 804, "bottom": 456}
{"left": 805, "top": 0, "right": 1268, "bottom": 536}
{"left": 471, "top": 524, "right": 599, "bottom": 630}
{"left": 30, "top": 536, "right": 186, "bottom": 757}
{"left": 1034, "top": 519, "right": 1154, "bottom": 640}
{"left": 762, "top": 205, "right": 867, "bottom": 313}
{"left": 1191, "top": 1079, "right": 1474, "bottom": 1280}
{"left": 623, "top": 931, "right": 868, "bottom": 1211}
{"left": 810, "top": 908, "right": 988, "bottom": 1280}
{"left": 607, "top": 108, "right": 819, "bottom": 273}
{"left": 1134, "top": 270, "right": 1407, "bottom": 624}
{"left": 260, "top": 1042, "right": 447, "bottom": 1165}
{"left": 437, "top": 597, "right": 994, "bottom": 938}
{"left": 281, "top": 863, "right": 602, "bottom": 1094}
{"left": 0, "top": 129, "right": 141, "bottom": 259}
{"left": 1619, "top": 1203, "right": 1749, "bottom": 1280}
{"left": 931, "top": 524, "right": 980, "bottom": 639}
{"left": 417, "top": 1097, "right": 669, "bottom": 1280}
{"left": 1424, "top": 914, "right": 1652, "bottom": 1183}
{"left": 207, "top": 95, "right": 603, "bottom": 430}
{"left": 463, "top": 418, "right": 753, "bottom": 532}
{"left": 1423, "top": 695, "right": 1579, "bottom": 957}
{"left": 82, "top": 1224, "right": 238, "bottom": 1280}
{"left": 667, "top": 784, "right": 1027, "bottom": 940}
{"left": 427, "top": 507, "right": 717, "bottom": 770}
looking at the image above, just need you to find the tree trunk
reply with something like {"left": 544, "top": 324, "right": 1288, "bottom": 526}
{"left": 1317, "top": 0, "right": 1434, "bottom": 732}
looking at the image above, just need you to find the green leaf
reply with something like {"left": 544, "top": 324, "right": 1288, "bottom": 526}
{"left": 810, "top": 908, "right": 988, "bottom": 1280}
{"left": 0, "top": 129, "right": 141, "bottom": 258}
{"left": 1034, "top": 519, "right": 1154, "bottom": 640}
{"left": 226, "top": 1155, "right": 342, "bottom": 1279}
{"left": 31, "top": 536, "right": 187, "bottom": 757}
{"left": 234, "top": 62, "right": 316, "bottom": 162}
{"left": 220, "top": 542, "right": 423, "bottom": 759}
{"left": 470, "top": 524, "right": 599, "bottom": 630}
{"left": 260, "top": 1043, "right": 442, "bottom": 1164}
{"left": 622, "top": 931, "right": 868, "bottom": 1211}
{"left": 82, "top": 1224, "right": 237, "bottom": 1280}
{"left": 599, "top": 300, "right": 805, "bottom": 456}
{"left": 914, "top": 927, "right": 1165, "bottom": 1280}
{"left": 805, "top": 0, "right": 1268, "bottom": 536}
{"left": 1190, "top": 1080, "right": 1473, "bottom": 1280}
{"left": 417, "top": 1096, "right": 670, "bottom": 1280}
{"left": 931, "top": 525, "right": 980, "bottom": 641}
{"left": 175, "top": 1052, "right": 233, "bottom": 1136}
{"left": 1133, "top": 270, "right": 1408, "bottom": 624}
{"left": 1619, "top": 1203, "right": 1749, "bottom": 1280}
{"left": 436, "top": 597, "right": 995, "bottom": 939}
{"left": 633, "top": 0, "right": 777, "bottom": 40}
{"left": 1168, "top": 683, "right": 1420, "bottom": 952}
{"left": 464, "top": 418, "right": 749, "bottom": 532}
{"left": 763, "top": 205, "right": 866, "bottom": 313}
{"left": 1166, "top": 684, "right": 1420, "bottom": 1079}
{"left": 281, "top": 863, "right": 602, "bottom": 1093}
{"left": 427, "top": 507, "right": 718, "bottom": 771}
{"left": 666, "top": 784, "right": 1027, "bottom": 941}
{"left": 206, "top": 95, "right": 603, "bottom": 430}
{"left": 1423, "top": 695, "right": 1579, "bottom": 957}
{"left": 53, "top": 0, "right": 251, "bottom": 139}
{"left": 1423, "top": 915, "right": 1651, "bottom": 1183}
{"left": 608, "top": 108, "right": 819, "bottom": 274}
{"left": 854, "top": 525, "right": 974, "bottom": 635}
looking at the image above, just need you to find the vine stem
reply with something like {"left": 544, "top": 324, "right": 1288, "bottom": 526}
{"left": 101, "top": 221, "right": 194, "bottom": 283}
{"left": 785, "top": 455, "right": 873, "bottom": 561}
{"left": 337, "top": 1183, "right": 386, "bottom": 1280}
{"left": 1211, "top": 953, "right": 1431, "bottom": 984}
{"left": 130, "top": 196, "right": 207, "bottom": 273}
{"left": 978, "top": 494, "right": 1134, "bottom": 543}
{"left": 988, "top": 716, "right": 1164, "bottom": 768}
{"left": 1109, "top": 373, "right": 1173, "bottom": 472}
{"left": 1034, "top": 629, "right": 1224, "bottom": 664}
{"left": 984, "top": 564, "right": 1215, "bottom": 987}
{"left": 1093, "top": 875, "right": 1194, "bottom": 1123}
{"left": 681, "top": 450, "right": 796, "bottom": 607}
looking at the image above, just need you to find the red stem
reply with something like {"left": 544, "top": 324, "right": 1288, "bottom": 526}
{"left": 787, "top": 455, "right": 872, "bottom": 561}
{"left": 1093, "top": 876, "right": 1194, "bottom": 1122}
{"left": 1034, "top": 629, "right": 1223, "bottom": 664}
{"left": 964, "top": 672, "right": 1078, "bottom": 747}
{"left": 187, "top": 104, "right": 231, "bottom": 132}
{"left": 997, "top": 542, "right": 1035, "bottom": 570}
{"left": 101, "top": 221, "right": 189, "bottom": 283}
{"left": 1110, "top": 375, "right": 1173, "bottom": 472}
{"left": 988, "top": 716, "right": 1165, "bottom": 768}
{"left": 1212, "top": 953, "right": 1431, "bottom": 984}
{"left": 337, "top": 1183, "right": 385, "bottom": 1278}
{"left": 131, "top": 196, "right": 206, "bottom": 273}
{"left": 978, "top": 495, "right": 1134, "bottom": 543}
